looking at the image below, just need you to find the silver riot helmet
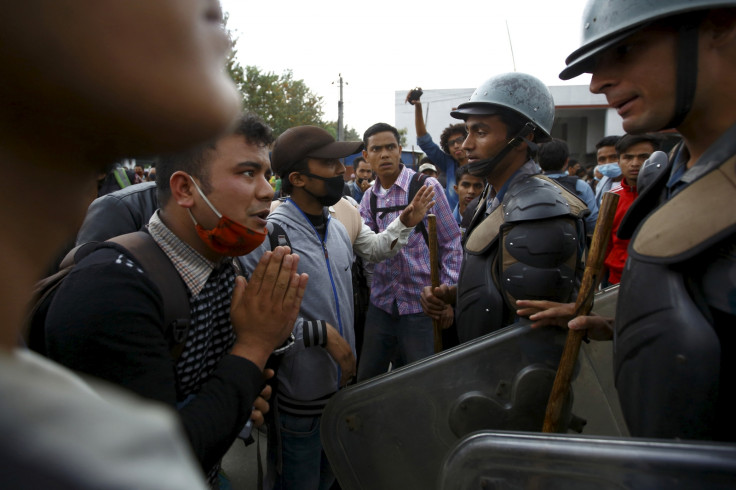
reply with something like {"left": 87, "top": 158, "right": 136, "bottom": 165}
{"left": 450, "top": 72, "right": 555, "bottom": 177}
{"left": 560, "top": 0, "right": 736, "bottom": 129}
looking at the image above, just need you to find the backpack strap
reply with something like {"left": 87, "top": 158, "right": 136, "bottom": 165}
{"left": 108, "top": 231, "right": 191, "bottom": 361}
{"left": 369, "top": 192, "right": 380, "bottom": 233}
{"left": 267, "top": 221, "right": 291, "bottom": 250}
{"left": 408, "top": 173, "right": 429, "bottom": 246}
{"left": 113, "top": 167, "right": 132, "bottom": 189}
{"left": 370, "top": 172, "right": 429, "bottom": 245}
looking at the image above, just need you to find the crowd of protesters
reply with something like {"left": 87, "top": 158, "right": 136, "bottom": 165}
{"left": 4, "top": 0, "right": 735, "bottom": 489}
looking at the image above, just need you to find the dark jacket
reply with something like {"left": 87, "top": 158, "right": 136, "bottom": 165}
{"left": 76, "top": 182, "right": 158, "bottom": 245}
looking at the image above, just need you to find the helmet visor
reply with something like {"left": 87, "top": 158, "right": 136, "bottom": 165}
{"left": 559, "top": 25, "right": 642, "bottom": 80}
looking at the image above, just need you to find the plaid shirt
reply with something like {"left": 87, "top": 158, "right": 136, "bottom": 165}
{"left": 359, "top": 166, "right": 462, "bottom": 315}
{"left": 148, "top": 211, "right": 219, "bottom": 296}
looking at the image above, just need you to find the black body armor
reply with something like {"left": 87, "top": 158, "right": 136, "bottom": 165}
{"left": 456, "top": 175, "right": 588, "bottom": 343}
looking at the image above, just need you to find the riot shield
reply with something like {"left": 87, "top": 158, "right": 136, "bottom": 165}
{"left": 440, "top": 431, "right": 736, "bottom": 489}
{"left": 323, "top": 317, "right": 625, "bottom": 490}
{"left": 322, "top": 287, "right": 624, "bottom": 490}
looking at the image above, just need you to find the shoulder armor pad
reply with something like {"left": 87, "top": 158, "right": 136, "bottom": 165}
{"left": 503, "top": 176, "right": 587, "bottom": 223}
{"left": 630, "top": 153, "right": 736, "bottom": 264}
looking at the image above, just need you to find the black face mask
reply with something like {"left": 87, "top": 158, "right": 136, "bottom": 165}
{"left": 301, "top": 172, "right": 345, "bottom": 206}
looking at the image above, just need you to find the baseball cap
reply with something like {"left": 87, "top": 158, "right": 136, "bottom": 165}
{"left": 419, "top": 163, "right": 437, "bottom": 174}
{"left": 271, "top": 126, "right": 364, "bottom": 177}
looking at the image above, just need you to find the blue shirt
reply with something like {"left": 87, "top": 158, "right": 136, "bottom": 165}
{"left": 349, "top": 181, "right": 365, "bottom": 203}
{"left": 544, "top": 172, "right": 600, "bottom": 233}
{"left": 417, "top": 133, "right": 459, "bottom": 210}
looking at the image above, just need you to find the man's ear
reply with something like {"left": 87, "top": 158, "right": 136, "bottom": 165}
{"left": 453, "top": 184, "right": 459, "bottom": 193}
{"left": 289, "top": 171, "right": 305, "bottom": 189}
{"left": 170, "top": 171, "right": 196, "bottom": 208}
{"left": 516, "top": 131, "right": 536, "bottom": 155}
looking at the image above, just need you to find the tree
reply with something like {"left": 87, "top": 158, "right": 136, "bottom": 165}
{"left": 322, "top": 123, "right": 361, "bottom": 142}
{"left": 241, "top": 67, "right": 325, "bottom": 136}
{"left": 398, "top": 127, "right": 408, "bottom": 147}
{"left": 344, "top": 125, "right": 361, "bottom": 142}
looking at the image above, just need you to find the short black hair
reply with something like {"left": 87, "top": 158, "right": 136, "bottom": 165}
{"left": 279, "top": 157, "right": 309, "bottom": 195}
{"left": 615, "top": 133, "right": 661, "bottom": 154}
{"left": 353, "top": 155, "right": 367, "bottom": 166}
{"left": 156, "top": 113, "right": 273, "bottom": 206}
{"left": 363, "top": 122, "right": 400, "bottom": 148}
{"left": 456, "top": 165, "right": 481, "bottom": 182}
{"left": 439, "top": 123, "right": 467, "bottom": 154}
{"left": 596, "top": 135, "right": 621, "bottom": 149}
{"left": 538, "top": 138, "right": 569, "bottom": 172}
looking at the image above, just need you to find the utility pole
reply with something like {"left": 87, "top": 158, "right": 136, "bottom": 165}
{"left": 506, "top": 20, "right": 517, "bottom": 72}
{"left": 334, "top": 74, "right": 346, "bottom": 141}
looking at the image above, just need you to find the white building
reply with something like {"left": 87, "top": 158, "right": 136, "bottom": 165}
{"left": 395, "top": 85, "right": 624, "bottom": 166}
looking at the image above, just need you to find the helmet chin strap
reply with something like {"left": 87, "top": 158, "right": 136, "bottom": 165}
{"left": 465, "top": 122, "right": 538, "bottom": 177}
{"left": 663, "top": 20, "right": 700, "bottom": 130}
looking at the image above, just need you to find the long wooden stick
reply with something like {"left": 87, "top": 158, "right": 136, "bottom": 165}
{"left": 427, "top": 214, "right": 442, "bottom": 353}
{"left": 542, "top": 191, "right": 620, "bottom": 433}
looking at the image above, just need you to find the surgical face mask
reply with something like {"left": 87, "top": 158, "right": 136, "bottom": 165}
{"left": 301, "top": 172, "right": 345, "bottom": 206}
{"left": 597, "top": 163, "right": 622, "bottom": 178}
{"left": 188, "top": 176, "right": 266, "bottom": 256}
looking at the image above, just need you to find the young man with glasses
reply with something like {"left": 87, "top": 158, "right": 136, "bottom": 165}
{"left": 406, "top": 89, "right": 469, "bottom": 210}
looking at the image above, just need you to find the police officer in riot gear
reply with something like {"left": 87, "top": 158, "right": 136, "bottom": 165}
{"left": 520, "top": 0, "right": 736, "bottom": 442}
{"left": 421, "top": 72, "right": 589, "bottom": 343}
{"left": 323, "top": 74, "right": 607, "bottom": 490}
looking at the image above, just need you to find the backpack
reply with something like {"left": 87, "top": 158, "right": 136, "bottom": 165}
{"left": 550, "top": 175, "right": 583, "bottom": 198}
{"left": 112, "top": 167, "right": 133, "bottom": 189}
{"left": 26, "top": 231, "right": 191, "bottom": 361}
{"left": 369, "top": 172, "right": 429, "bottom": 245}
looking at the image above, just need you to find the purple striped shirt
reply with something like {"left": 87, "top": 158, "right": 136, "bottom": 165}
{"left": 359, "top": 166, "right": 462, "bottom": 315}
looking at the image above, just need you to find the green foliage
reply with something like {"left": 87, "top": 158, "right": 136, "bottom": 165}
{"left": 398, "top": 127, "right": 408, "bottom": 147}
{"left": 344, "top": 125, "right": 361, "bottom": 142}
{"left": 322, "top": 123, "right": 361, "bottom": 142}
{"left": 241, "top": 66, "right": 325, "bottom": 136}
{"left": 320, "top": 124, "right": 338, "bottom": 140}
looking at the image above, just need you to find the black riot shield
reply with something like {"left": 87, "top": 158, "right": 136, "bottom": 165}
{"left": 322, "top": 317, "right": 622, "bottom": 490}
{"left": 439, "top": 431, "right": 736, "bottom": 489}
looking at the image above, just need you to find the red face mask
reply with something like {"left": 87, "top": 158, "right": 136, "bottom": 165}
{"left": 188, "top": 177, "right": 266, "bottom": 256}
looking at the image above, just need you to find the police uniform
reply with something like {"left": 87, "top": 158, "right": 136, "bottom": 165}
{"left": 614, "top": 125, "right": 736, "bottom": 441}
{"left": 457, "top": 160, "right": 589, "bottom": 342}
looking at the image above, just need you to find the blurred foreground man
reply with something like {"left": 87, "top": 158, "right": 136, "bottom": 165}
{"left": 0, "top": 1, "right": 296, "bottom": 488}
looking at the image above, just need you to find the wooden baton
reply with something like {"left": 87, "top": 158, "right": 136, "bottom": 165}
{"left": 427, "top": 214, "right": 443, "bottom": 353}
{"left": 542, "top": 191, "right": 620, "bottom": 433}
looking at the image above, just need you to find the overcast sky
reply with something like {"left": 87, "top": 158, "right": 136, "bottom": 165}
{"left": 220, "top": 0, "right": 594, "bottom": 136}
